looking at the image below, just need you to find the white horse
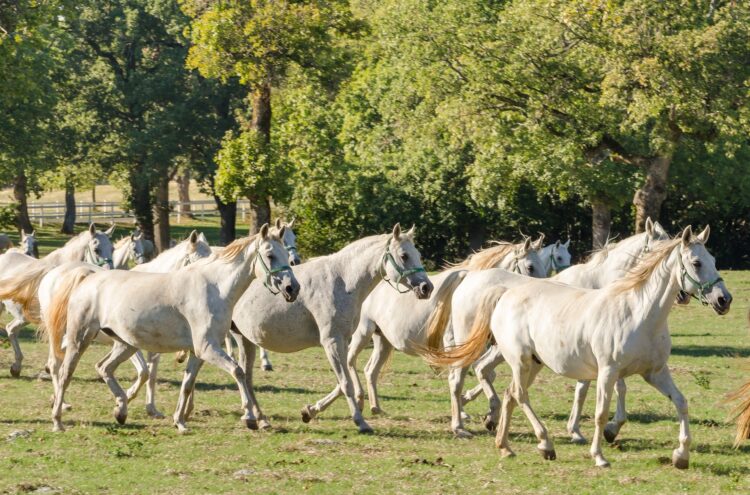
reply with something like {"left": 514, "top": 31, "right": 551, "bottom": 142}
{"left": 7, "top": 230, "right": 39, "bottom": 258}
{"left": 346, "top": 236, "right": 545, "bottom": 437}
{"left": 538, "top": 239, "right": 571, "bottom": 276}
{"left": 214, "top": 224, "right": 433, "bottom": 434}
{"left": 225, "top": 218, "right": 302, "bottom": 371}
{"left": 454, "top": 220, "right": 670, "bottom": 434}
{"left": 0, "top": 223, "right": 115, "bottom": 377}
{"left": 433, "top": 226, "right": 731, "bottom": 468}
{"left": 112, "top": 232, "right": 147, "bottom": 269}
{"left": 45, "top": 224, "right": 298, "bottom": 433}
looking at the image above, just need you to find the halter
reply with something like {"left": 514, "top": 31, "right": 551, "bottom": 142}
{"left": 253, "top": 238, "right": 292, "bottom": 295}
{"left": 381, "top": 237, "right": 426, "bottom": 293}
{"left": 550, "top": 247, "right": 570, "bottom": 272}
{"left": 86, "top": 244, "right": 113, "bottom": 269}
{"left": 285, "top": 244, "right": 299, "bottom": 259}
{"left": 677, "top": 249, "right": 723, "bottom": 306}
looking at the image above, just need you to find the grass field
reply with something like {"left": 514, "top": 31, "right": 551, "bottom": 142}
{"left": 1, "top": 222, "right": 750, "bottom": 494}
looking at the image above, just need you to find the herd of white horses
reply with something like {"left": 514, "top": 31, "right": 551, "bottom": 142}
{"left": 0, "top": 217, "right": 744, "bottom": 470}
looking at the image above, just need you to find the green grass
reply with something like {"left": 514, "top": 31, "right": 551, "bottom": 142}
{"left": 1, "top": 223, "right": 750, "bottom": 494}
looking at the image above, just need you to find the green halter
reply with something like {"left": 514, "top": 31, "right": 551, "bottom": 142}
{"left": 678, "top": 249, "right": 723, "bottom": 306}
{"left": 86, "top": 244, "right": 113, "bottom": 269}
{"left": 254, "top": 240, "right": 292, "bottom": 295}
{"left": 381, "top": 237, "right": 426, "bottom": 294}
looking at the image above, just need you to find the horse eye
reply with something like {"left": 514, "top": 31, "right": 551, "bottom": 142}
{"left": 401, "top": 253, "right": 408, "bottom": 261}
{"left": 528, "top": 265, "right": 534, "bottom": 273}
{"left": 692, "top": 260, "right": 702, "bottom": 269}
{"left": 556, "top": 256, "right": 562, "bottom": 261}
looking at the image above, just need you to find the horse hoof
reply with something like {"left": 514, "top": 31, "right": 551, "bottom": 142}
{"left": 483, "top": 415, "right": 497, "bottom": 432}
{"left": 10, "top": 364, "right": 21, "bottom": 378}
{"left": 263, "top": 364, "right": 273, "bottom": 372}
{"left": 259, "top": 418, "right": 272, "bottom": 431}
{"left": 595, "top": 459, "right": 611, "bottom": 468}
{"left": 672, "top": 450, "right": 689, "bottom": 469}
{"left": 244, "top": 418, "right": 259, "bottom": 430}
{"left": 114, "top": 410, "right": 127, "bottom": 425}
{"left": 499, "top": 448, "right": 515, "bottom": 458}
{"left": 370, "top": 406, "right": 384, "bottom": 415}
{"left": 570, "top": 433, "right": 587, "bottom": 445}
{"left": 300, "top": 405, "right": 314, "bottom": 423}
{"left": 460, "top": 411, "right": 471, "bottom": 421}
{"left": 62, "top": 403, "right": 72, "bottom": 411}
{"left": 358, "top": 425, "right": 374, "bottom": 435}
{"left": 52, "top": 424, "right": 65, "bottom": 433}
{"left": 453, "top": 428, "right": 473, "bottom": 440}
{"left": 175, "top": 424, "right": 188, "bottom": 434}
{"left": 603, "top": 424, "right": 619, "bottom": 444}
{"left": 538, "top": 448, "right": 556, "bottom": 461}
{"left": 146, "top": 407, "right": 165, "bottom": 419}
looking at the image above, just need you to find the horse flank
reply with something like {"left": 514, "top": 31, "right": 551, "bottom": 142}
{"left": 423, "top": 269, "right": 467, "bottom": 351}
{"left": 450, "top": 242, "right": 523, "bottom": 271}
{"left": 420, "top": 285, "right": 507, "bottom": 368}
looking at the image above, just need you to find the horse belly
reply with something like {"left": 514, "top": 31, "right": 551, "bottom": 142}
{"left": 104, "top": 312, "right": 192, "bottom": 353}
{"left": 535, "top": 339, "right": 598, "bottom": 381}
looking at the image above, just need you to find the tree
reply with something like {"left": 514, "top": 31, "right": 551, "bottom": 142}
{"left": 181, "top": 0, "right": 359, "bottom": 233}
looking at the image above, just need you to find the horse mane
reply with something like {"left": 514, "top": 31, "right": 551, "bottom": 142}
{"left": 114, "top": 237, "right": 131, "bottom": 249}
{"left": 450, "top": 241, "right": 524, "bottom": 271}
{"left": 611, "top": 238, "right": 681, "bottom": 293}
{"left": 584, "top": 239, "right": 619, "bottom": 265}
{"left": 219, "top": 234, "right": 261, "bottom": 262}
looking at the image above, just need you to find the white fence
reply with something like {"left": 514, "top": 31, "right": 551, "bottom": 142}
{"left": 2, "top": 200, "right": 253, "bottom": 226}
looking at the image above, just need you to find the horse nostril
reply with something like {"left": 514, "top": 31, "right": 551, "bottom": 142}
{"left": 285, "top": 285, "right": 294, "bottom": 295}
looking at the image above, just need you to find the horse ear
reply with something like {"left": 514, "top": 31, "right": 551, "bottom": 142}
{"left": 681, "top": 226, "right": 693, "bottom": 247}
{"left": 288, "top": 217, "right": 296, "bottom": 229}
{"left": 653, "top": 221, "right": 668, "bottom": 238}
{"left": 278, "top": 225, "right": 286, "bottom": 240}
{"left": 21, "top": 230, "right": 27, "bottom": 240}
{"left": 645, "top": 217, "right": 654, "bottom": 237}
{"left": 555, "top": 239, "right": 560, "bottom": 248}
{"left": 189, "top": 230, "right": 198, "bottom": 244}
{"left": 522, "top": 237, "right": 532, "bottom": 252}
{"left": 696, "top": 225, "right": 710, "bottom": 244}
{"left": 406, "top": 224, "right": 416, "bottom": 237}
{"left": 275, "top": 218, "right": 282, "bottom": 229}
{"left": 564, "top": 238, "right": 570, "bottom": 248}
{"left": 260, "top": 223, "right": 270, "bottom": 239}
{"left": 89, "top": 223, "right": 97, "bottom": 236}
{"left": 198, "top": 232, "right": 207, "bottom": 243}
{"left": 533, "top": 234, "right": 544, "bottom": 250}
{"left": 31, "top": 230, "right": 36, "bottom": 237}
{"left": 105, "top": 223, "right": 116, "bottom": 237}
{"left": 392, "top": 223, "right": 402, "bottom": 240}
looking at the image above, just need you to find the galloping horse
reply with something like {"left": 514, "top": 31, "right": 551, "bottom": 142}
{"left": 45, "top": 224, "right": 298, "bottom": 433}
{"left": 347, "top": 236, "right": 545, "bottom": 437}
{"left": 218, "top": 224, "right": 433, "bottom": 434}
{"left": 429, "top": 226, "right": 731, "bottom": 468}
{"left": 0, "top": 223, "right": 114, "bottom": 377}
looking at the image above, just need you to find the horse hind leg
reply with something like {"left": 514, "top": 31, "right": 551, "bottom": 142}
{"left": 237, "top": 336, "right": 270, "bottom": 430}
{"left": 52, "top": 325, "right": 97, "bottom": 432}
{"left": 125, "top": 351, "right": 149, "bottom": 403}
{"left": 173, "top": 353, "right": 204, "bottom": 434}
{"left": 347, "top": 316, "right": 378, "bottom": 411}
{"left": 473, "top": 344, "right": 506, "bottom": 432}
{"left": 96, "top": 340, "right": 139, "bottom": 425}
{"left": 4, "top": 307, "right": 27, "bottom": 377}
{"left": 144, "top": 352, "right": 164, "bottom": 418}
{"left": 511, "top": 359, "right": 556, "bottom": 460}
{"left": 448, "top": 366, "right": 472, "bottom": 439}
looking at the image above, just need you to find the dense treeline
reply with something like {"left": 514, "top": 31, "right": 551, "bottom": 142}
{"left": 2, "top": 0, "right": 750, "bottom": 267}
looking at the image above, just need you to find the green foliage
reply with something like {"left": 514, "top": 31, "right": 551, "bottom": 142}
{"left": 215, "top": 129, "right": 286, "bottom": 202}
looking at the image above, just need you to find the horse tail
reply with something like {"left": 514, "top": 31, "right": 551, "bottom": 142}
{"left": 420, "top": 285, "right": 507, "bottom": 368}
{"left": 48, "top": 267, "right": 91, "bottom": 360}
{"left": 0, "top": 263, "right": 50, "bottom": 323}
{"left": 424, "top": 269, "right": 467, "bottom": 351}
{"left": 727, "top": 372, "right": 750, "bottom": 447}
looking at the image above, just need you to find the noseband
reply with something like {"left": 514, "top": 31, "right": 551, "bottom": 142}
{"left": 86, "top": 244, "right": 113, "bottom": 269}
{"left": 677, "top": 249, "right": 723, "bottom": 306}
{"left": 381, "top": 237, "right": 426, "bottom": 294}
{"left": 253, "top": 239, "right": 292, "bottom": 295}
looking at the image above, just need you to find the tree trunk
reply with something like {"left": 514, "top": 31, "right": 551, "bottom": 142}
{"left": 153, "top": 177, "right": 170, "bottom": 253}
{"left": 215, "top": 195, "right": 237, "bottom": 245}
{"left": 248, "top": 196, "right": 271, "bottom": 235}
{"left": 176, "top": 168, "right": 193, "bottom": 219}
{"left": 591, "top": 200, "right": 611, "bottom": 249}
{"left": 468, "top": 221, "right": 486, "bottom": 251}
{"left": 633, "top": 154, "right": 672, "bottom": 233}
{"left": 130, "top": 171, "right": 154, "bottom": 243}
{"left": 13, "top": 172, "right": 33, "bottom": 234}
{"left": 247, "top": 83, "right": 272, "bottom": 234}
{"left": 61, "top": 179, "right": 76, "bottom": 234}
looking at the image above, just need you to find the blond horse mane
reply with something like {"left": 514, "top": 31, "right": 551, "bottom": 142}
{"left": 611, "top": 238, "right": 681, "bottom": 294}
{"left": 114, "top": 236, "right": 132, "bottom": 249}
{"left": 218, "top": 234, "right": 261, "bottom": 262}
{"left": 450, "top": 241, "right": 525, "bottom": 271}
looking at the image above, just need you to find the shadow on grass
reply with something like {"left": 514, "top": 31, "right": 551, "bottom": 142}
{"left": 671, "top": 345, "right": 750, "bottom": 358}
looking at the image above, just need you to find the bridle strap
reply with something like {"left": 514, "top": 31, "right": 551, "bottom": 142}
{"left": 86, "top": 244, "right": 113, "bottom": 269}
{"left": 253, "top": 238, "right": 292, "bottom": 295}
{"left": 381, "top": 237, "right": 426, "bottom": 294}
{"left": 550, "top": 247, "right": 570, "bottom": 273}
{"left": 678, "top": 249, "right": 723, "bottom": 306}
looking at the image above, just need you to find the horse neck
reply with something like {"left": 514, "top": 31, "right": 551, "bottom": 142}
{"left": 617, "top": 247, "right": 681, "bottom": 331}
{"left": 135, "top": 245, "right": 187, "bottom": 273}
{"left": 195, "top": 244, "right": 258, "bottom": 306}
{"left": 496, "top": 251, "right": 518, "bottom": 272}
{"left": 44, "top": 236, "right": 87, "bottom": 266}
{"left": 112, "top": 244, "right": 131, "bottom": 269}
{"left": 332, "top": 235, "right": 389, "bottom": 302}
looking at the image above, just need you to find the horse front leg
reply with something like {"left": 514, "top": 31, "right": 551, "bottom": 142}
{"left": 604, "top": 378, "right": 627, "bottom": 443}
{"left": 173, "top": 353, "right": 204, "bottom": 434}
{"left": 5, "top": 315, "right": 27, "bottom": 378}
{"left": 472, "top": 344, "right": 505, "bottom": 432}
{"left": 567, "top": 380, "right": 591, "bottom": 444}
{"left": 125, "top": 351, "right": 149, "bottom": 404}
{"left": 448, "top": 366, "right": 471, "bottom": 438}
{"left": 591, "top": 367, "right": 618, "bottom": 467}
{"left": 347, "top": 317, "right": 378, "bottom": 411}
{"left": 364, "top": 332, "right": 392, "bottom": 415}
{"left": 237, "top": 335, "right": 271, "bottom": 430}
{"left": 644, "top": 366, "right": 691, "bottom": 469}
{"left": 95, "top": 340, "right": 139, "bottom": 425}
{"left": 259, "top": 346, "right": 273, "bottom": 371}
{"left": 307, "top": 334, "right": 371, "bottom": 434}
{"left": 144, "top": 352, "right": 164, "bottom": 418}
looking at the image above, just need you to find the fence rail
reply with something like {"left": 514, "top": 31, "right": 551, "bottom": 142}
{"left": 0, "top": 200, "right": 253, "bottom": 226}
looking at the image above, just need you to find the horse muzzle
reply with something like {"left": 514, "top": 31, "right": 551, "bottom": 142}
{"left": 413, "top": 279, "right": 433, "bottom": 300}
{"left": 676, "top": 290, "right": 690, "bottom": 305}
{"left": 289, "top": 254, "right": 301, "bottom": 266}
{"left": 282, "top": 279, "right": 300, "bottom": 302}
{"left": 712, "top": 293, "right": 732, "bottom": 315}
